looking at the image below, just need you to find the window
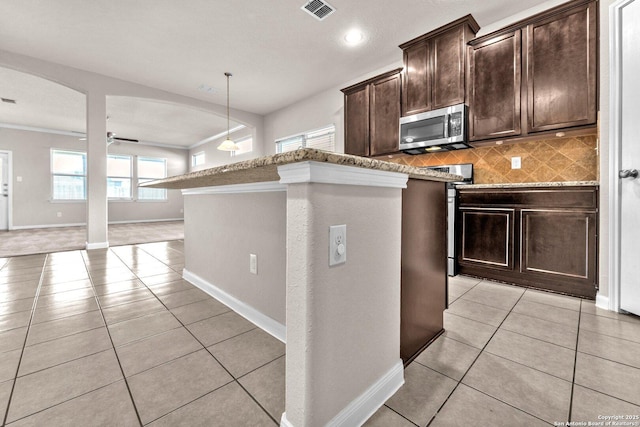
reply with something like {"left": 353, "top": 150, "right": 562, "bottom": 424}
{"left": 107, "top": 155, "right": 132, "bottom": 199}
{"left": 230, "top": 137, "right": 253, "bottom": 157}
{"left": 51, "top": 150, "right": 86, "bottom": 200}
{"left": 275, "top": 125, "right": 335, "bottom": 153}
{"left": 192, "top": 151, "right": 205, "bottom": 167}
{"left": 138, "top": 157, "right": 167, "bottom": 200}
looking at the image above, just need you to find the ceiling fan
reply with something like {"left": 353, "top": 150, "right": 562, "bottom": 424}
{"left": 107, "top": 131, "right": 139, "bottom": 145}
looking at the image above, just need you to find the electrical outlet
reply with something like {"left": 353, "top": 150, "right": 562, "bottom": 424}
{"left": 16, "top": 176, "right": 22, "bottom": 182}
{"left": 329, "top": 224, "right": 347, "bottom": 266}
{"left": 56, "top": 212, "right": 62, "bottom": 218}
{"left": 511, "top": 157, "right": 522, "bottom": 169}
{"left": 180, "top": 208, "right": 184, "bottom": 213}
{"left": 250, "top": 254, "right": 258, "bottom": 275}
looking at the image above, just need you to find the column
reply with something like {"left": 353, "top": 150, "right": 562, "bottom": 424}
{"left": 85, "top": 90, "right": 108, "bottom": 249}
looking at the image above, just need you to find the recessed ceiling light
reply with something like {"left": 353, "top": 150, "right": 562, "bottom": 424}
{"left": 198, "top": 84, "right": 216, "bottom": 94}
{"left": 344, "top": 29, "right": 364, "bottom": 45}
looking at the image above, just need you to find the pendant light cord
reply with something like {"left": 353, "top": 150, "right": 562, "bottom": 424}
{"left": 225, "top": 72, "right": 232, "bottom": 140}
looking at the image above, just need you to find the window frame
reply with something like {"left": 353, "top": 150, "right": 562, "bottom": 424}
{"left": 137, "top": 156, "right": 168, "bottom": 202}
{"left": 192, "top": 151, "right": 205, "bottom": 167}
{"left": 275, "top": 124, "right": 336, "bottom": 154}
{"left": 107, "top": 154, "right": 133, "bottom": 201}
{"left": 230, "top": 136, "right": 253, "bottom": 157}
{"left": 51, "top": 149, "right": 87, "bottom": 202}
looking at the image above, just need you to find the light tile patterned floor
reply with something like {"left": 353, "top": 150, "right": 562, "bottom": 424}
{"left": 1, "top": 244, "right": 640, "bottom": 426}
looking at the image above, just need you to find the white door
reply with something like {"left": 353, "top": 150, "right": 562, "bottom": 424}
{"left": 616, "top": 0, "right": 640, "bottom": 315}
{"left": 0, "top": 152, "right": 8, "bottom": 231}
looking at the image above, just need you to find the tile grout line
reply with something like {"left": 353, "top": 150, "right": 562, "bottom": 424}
{"left": 567, "top": 299, "right": 583, "bottom": 423}
{"left": 426, "top": 286, "right": 552, "bottom": 427}
{"left": 113, "top": 244, "right": 281, "bottom": 426}
{"left": 2, "top": 255, "right": 48, "bottom": 427}
{"left": 82, "top": 249, "right": 144, "bottom": 427}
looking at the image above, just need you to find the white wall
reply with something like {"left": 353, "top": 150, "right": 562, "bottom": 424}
{"left": 188, "top": 126, "right": 259, "bottom": 171}
{"left": 0, "top": 127, "right": 187, "bottom": 228}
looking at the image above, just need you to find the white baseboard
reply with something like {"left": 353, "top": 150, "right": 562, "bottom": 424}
{"left": 86, "top": 241, "right": 109, "bottom": 250}
{"left": 596, "top": 293, "right": 610, "bottom": 311}
{"left": 182, "top": 269, "right": 286, "bottom": 343}
{"left": 280, "top": 360, "right": 404, "bottom": 427}
{"left": 11, "top": 222, "right": 86, "bottom": 230}
{"left": 107, "top": 218, "right": 184, "bottom": 224}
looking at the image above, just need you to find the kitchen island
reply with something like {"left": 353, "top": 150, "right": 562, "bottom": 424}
{"left": 142, "top": 149, "right": 458, "bottom": 427}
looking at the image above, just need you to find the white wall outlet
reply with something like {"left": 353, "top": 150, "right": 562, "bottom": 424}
{"left": 511, "top": 156, "right": 522, "bottom": 169}
{"left": 16, "top": 176, "right": 22, "bottom": 182}
{"left": 329, "top": 224, "right": 347, "bottom": 266}
{"left": 180, "top": 208, "right": 184, "bottom": 213}
{"left": 56, "top": 212, "right": 62, "bottom": 218}
{"left": 249, "top": 253, "right": 258, "bottom": 275}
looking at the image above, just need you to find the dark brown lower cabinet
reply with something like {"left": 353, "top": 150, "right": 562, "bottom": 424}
{"left": 401, "top": 179, "right": 447, "bottom": 363}
{"left": 457, "top": 186, "right": 598, "bottom": 298}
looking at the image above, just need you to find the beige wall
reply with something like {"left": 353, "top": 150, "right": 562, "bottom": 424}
{"left": 0, "top": 127, "right": 187, "bottom": 228}
{"left": 183, "top": 190, "right": 286, "bottom": 324}
{"left": 188, "top": 126, "right": 259, "bottom": 171}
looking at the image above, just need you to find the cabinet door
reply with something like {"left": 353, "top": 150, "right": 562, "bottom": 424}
{"left": 459, "top": 208, "right": 515, "bottom": 270}
{"left": 402, "top": 42, "right": 431, "bottom": 116}
{"left": 469, "top": 31, "right": 522, "bottom": 141}
{"left": 370, "top": 73, "right": 401, "bottom": 156}
{"left": 526, "top": 1, "right": 597, "bottom": 132}
{"left": 521, "top": 210, "right": 597, "bottom": 291}
{"left": 344, "top": 85, "right": 370, "bottom": 156}
{"left": 431, "top": 25, "right": 466, "bottom": 109}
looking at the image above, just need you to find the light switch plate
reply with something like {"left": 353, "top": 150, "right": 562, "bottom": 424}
{"left": 250, "top": 254, "right": 258, "bottom": 275}
{"left": 511, "top": 157, "right": 522, "bottom": 169}
{"left": 329, "top": 224, "right": 347, "bottom": 266}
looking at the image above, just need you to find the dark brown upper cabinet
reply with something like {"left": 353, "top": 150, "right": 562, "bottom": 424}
{"left": 468, "top": 0, "right": 597, "bottom": 143}
{"left": 342, "top": 68, "right": 402, "bottom": 157}
{"left": 400, "top": 15, "right": 480, "bottom": 117}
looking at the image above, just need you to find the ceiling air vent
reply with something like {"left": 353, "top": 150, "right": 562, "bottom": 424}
{"left": 1, "top": 98, "right": 17, "bottom": 104}
{"left": 301, "top": 0, "right": 335, "bottom": 21}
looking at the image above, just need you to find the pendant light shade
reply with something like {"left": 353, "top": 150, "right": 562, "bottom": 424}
{"left": 217, "top": 72, "right": 239, "bottom": 151}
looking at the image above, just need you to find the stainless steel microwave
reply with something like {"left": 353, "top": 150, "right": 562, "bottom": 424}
{"left": 399, "top": 103, "right": 469, "bottom": 154}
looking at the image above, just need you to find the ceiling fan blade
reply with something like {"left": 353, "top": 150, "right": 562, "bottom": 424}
{"left": 113, "top": 136, "right": 139, "bottom": 143}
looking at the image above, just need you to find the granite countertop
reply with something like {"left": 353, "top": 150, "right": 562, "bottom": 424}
{"left": 458, "top": 181, "right": 599, "bottom": 189}
{"left": 142, "top": 148, "right": 461, "bottom": 190}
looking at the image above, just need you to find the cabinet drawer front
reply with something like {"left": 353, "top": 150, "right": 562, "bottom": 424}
{"left": 526, "top": 1, "right": 597, "bottom": 132}
{"left": 460, "top": 208, "right": 515, "bottom": 269}
{"left": 469, "top": 31, "right": 522, "bottom": 141}
{"left": 521, "top": 210, "right": 596, "bottom": 282}
{"left": 459, "top": 187, "right": 598, "bottom": 209}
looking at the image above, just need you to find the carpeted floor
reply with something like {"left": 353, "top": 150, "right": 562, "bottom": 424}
{"left": 0, "top": 221, "right": 184, "bottom": 257}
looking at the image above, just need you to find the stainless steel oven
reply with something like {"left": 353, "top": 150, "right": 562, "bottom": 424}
{"left": 425, "top": 164, "right": 473, "bottom": 276}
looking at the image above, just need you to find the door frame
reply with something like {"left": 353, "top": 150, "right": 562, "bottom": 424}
{"left": 608, "top": 0, "right": 636, "bottom": 312}
{"left": 0, "top": 150, "right": 13, "bottom": 231}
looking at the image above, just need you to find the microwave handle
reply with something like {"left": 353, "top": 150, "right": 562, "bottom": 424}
{"left": 444, "top": 114, "right": 450, "bottom": 138}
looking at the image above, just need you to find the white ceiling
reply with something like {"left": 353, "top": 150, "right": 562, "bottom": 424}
{"left": 0, "top": 0, "right": 556, "bottom": 147}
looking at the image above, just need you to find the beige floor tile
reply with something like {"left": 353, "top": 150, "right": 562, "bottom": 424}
{"left": 92, "top": 279, "right": 145, "bottom": 296}
{"left": 101, "top": 297, "right": 165, "bottom": 325}
{"left": 7, "top": 349, "right": 123, "bottom": 423}
{"left": 147, "top": 381, "right": 275, "bottom": 426}
{"left": 522, "top": 288, "right": 582, "bottom": 311}
{"left": 446, "top": 298, "right": 510, "bottom": 327}
{"left": 0, "top": 286, "right": 36, "bottom": 303}
{"left": 447, "top": 276, "right": 481, "bottom": 301}
{"left": 8, "top": 381, "right": 139, "bottom": 427}
{"left": 31, "top": 298, "right": 99, "bottom": 324}
{"left": 187, "top": 311, "right": 256, "bottom": 347}
{"left": 578, "top": 329, "right": 640, "bottom": 368}
{"left": 501, "top": 312, "right": 578, "bottom": 349}
{"left": 571, "top": 385, "right": 640, "bottom": 424}
{"left": 156, "top": 288, "right": 210, "bottom": 309}
{"left": 89, "top": 269, "right": 138, "bottom": 286}
{"left": 25, "top": 310, "right": 104, "bottom": 346}
{"left": 97, "top": 287, "right": 155, "bottom": 308}
{"left": 462, "top": 352, "right": 572, "bottom": 424}
{"left": 485, "top": 329, "right": 575, "bottom": 381}
{"left": 364, "top": 406, "right": 415, "bottom": 427}
{"left": 0, "top": 348, "right": 21, "bottom": 382}
{"left": 0, "top": 327, "right": 27, "bottom": 352}
{"left": 0, "top": 311, "right": 31, "bottom": 333}
{"left": 238, "top": 356, "right": 285, "bottom": 422}
{"left": 108, "top": 310, "right": 181, "bottom": 346}
{"left": 442, "top": 312, "right": 497, "bottom": 349}
{"left": 430, "top": 384, "right": 549, "bottom": 427}
{"left": 170, "top": 298, "right": 231, "bottom": 325}
{"left": 128, "top": 349, "right": 233, "bottom": 424}
{"left": 41, "top": 270, "right": 89, "bottom": 286}
{"left": 0, "top": 379, "right": 12, "bottom": 423}
{"left": 19, "top": 327, "right": 112, "bottom": 376}
{"left": 513, "top": 299, "right": 580, "bottom": 328}
{"left": 413, "top": 336, "right": 480, "bottom": 381}
{"left": 117, "top": 327, "right": 202, "bottom": 377}
{"left": 138, "top": 272, "right": 183, "bottom": 286}
{"left": 209, "top": 328, "right": 285, "bottom": 378}
{"left": 38, "top": 279, "right": 92, "bottom": 296}
{"left": 459, "top": 281, "right": 523, "bottom": 311}
{"left": 581, "top": 301, "right": 640, "bottom": 325}
{"left": 35, "top": 287, "right": 95, "bottom": 308}
{"left": 580, "top": 313, "right": 640, "bottom": 344}
{"left": 575, "top": 352, "right": 640, "bottom": 406}
{"left": 0, "top": 297, "right": 34, "bottom": 316}
{"left": 386, "top": 363, "right": 457, "bottom": 426}
{"left": 147, "top": 279, "right": 195, "bottom": 296}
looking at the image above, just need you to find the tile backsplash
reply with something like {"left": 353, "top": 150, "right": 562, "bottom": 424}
{"left": 389, "top": 134, "right": 598, "bottom": 184}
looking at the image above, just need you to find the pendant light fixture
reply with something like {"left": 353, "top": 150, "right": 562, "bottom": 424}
{"left": 217, "top": 72, "right": 240, "bottom": 151}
